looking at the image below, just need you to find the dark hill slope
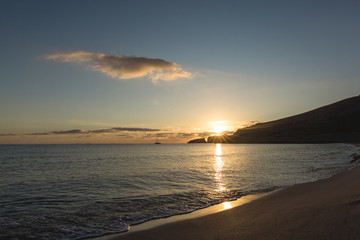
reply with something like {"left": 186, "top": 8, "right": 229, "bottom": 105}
{"left": 190, "top": 95, "right": 360, "bottom": 143}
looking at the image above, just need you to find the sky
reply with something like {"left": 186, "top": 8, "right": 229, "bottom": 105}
{"left": 1, "top": 0, "right": 360, "bottom": 144}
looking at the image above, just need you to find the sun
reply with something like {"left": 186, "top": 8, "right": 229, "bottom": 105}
{"left": 213, "top": 125, "right": 226, "bottom": 135}
{"left": 210, "top": 121, "right": 229, "bottom": 135}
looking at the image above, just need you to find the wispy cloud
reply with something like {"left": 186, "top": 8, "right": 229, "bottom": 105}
{"left": 0, "top": 133, "right": 16, "bottom": 136}
{"left": 45, "top": 51, "right": 192, "bottom": 83}
{"left": 27, "top": 132, "right": 50, "bottom": 136}
{"left": 51, "top": 129, "right": 85, "bottom": 135}
{"left": 2, "top": 127, "right": 161, "bottom": 137}
{"left": 88, "top": 127, "right": 161, "bottom": 134}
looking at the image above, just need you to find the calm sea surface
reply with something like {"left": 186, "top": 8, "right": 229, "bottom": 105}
{"left": 0, "top": 144, "right": 358, "bottom": 239}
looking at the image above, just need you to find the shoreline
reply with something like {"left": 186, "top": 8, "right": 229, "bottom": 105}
{"left": 104, "top": 164, "right": 360, "bottom": 240}
{"left": 95, "top": 191, "right": 274, "bottom": 240}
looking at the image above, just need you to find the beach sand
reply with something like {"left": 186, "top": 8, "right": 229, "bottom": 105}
{"left": 110, "top": 165, "right": 360, "bottom": 240}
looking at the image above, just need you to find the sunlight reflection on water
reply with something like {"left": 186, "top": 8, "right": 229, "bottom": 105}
{"left": 214, "top": 144, "right": 226, "bottom": 192}
{"left": 0, "top": 143, "right": 355, "bottom": 239}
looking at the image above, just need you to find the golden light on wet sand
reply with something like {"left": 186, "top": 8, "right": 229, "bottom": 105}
{"left": 222, "top": 201, "right": 232, "bottom": 210}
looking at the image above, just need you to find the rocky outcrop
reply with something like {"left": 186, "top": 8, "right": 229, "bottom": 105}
{"left": 188, "top": 138, "right": 207, "bottom": 143}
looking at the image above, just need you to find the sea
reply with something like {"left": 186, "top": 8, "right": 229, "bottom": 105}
{"left": 1, "top": 143, "right": 359, "bottom": 239}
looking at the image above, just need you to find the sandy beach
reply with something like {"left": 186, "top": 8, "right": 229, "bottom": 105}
{"left": 111, "top": 165, "right": 360, "bottom": 240}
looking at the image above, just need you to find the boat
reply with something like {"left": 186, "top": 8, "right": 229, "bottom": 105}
{"left": 154, "top": 141, "right": 161, "bottom": 144}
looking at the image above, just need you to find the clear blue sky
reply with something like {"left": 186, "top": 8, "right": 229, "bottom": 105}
{"left": 1, "top": 0, "right": 359, "bottom": 143}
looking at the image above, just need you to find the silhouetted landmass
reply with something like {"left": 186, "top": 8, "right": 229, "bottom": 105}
{"left": 188, "top": 138, "right": 207, "bottom": 143}
{"left": 188, "top": 95, "right": 360, "bottom": 143}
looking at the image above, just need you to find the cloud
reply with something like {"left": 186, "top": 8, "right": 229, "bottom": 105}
{"left": 0, "top": 133, "right": 16, "bottom": 136}
{"left": 51, "top": 129, "right": 85, "bottom": 135}
{"left": 45, "top": 51, "right": 192, "bottom": 83}
{"left": 0, "top": 127, "right": 161, "bottom": 137}
{"left": 111, "top": 127, "right": 160, "bottom": 132}
{"left": 89, "top": 127, "right": 161, "bottom": 134}
{"left": 51, "top": 127, "right": 161, "bottom": 135}
{"left": 26, "top": 132, "right": 51, "bottom": 136}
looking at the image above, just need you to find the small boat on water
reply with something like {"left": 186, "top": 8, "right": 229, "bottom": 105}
{"left": 154, "top": 141, "right": 161, "bottom": 144}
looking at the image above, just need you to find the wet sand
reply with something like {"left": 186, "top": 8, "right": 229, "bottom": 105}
{"left": 110, "top": 165, "right": 360, "bottom": 240}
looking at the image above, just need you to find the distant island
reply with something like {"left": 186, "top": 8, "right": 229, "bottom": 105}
{"left": 189, "top": 95, "right": 360, "bottom": 144}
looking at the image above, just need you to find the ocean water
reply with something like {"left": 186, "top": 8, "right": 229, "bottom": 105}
{"left": 0, "top": 143, "right": 358, "bottom": 239}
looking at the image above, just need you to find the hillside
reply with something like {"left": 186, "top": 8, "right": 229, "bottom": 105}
{"left": 189, "top": 95, "right": 360, "bottom": 143}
